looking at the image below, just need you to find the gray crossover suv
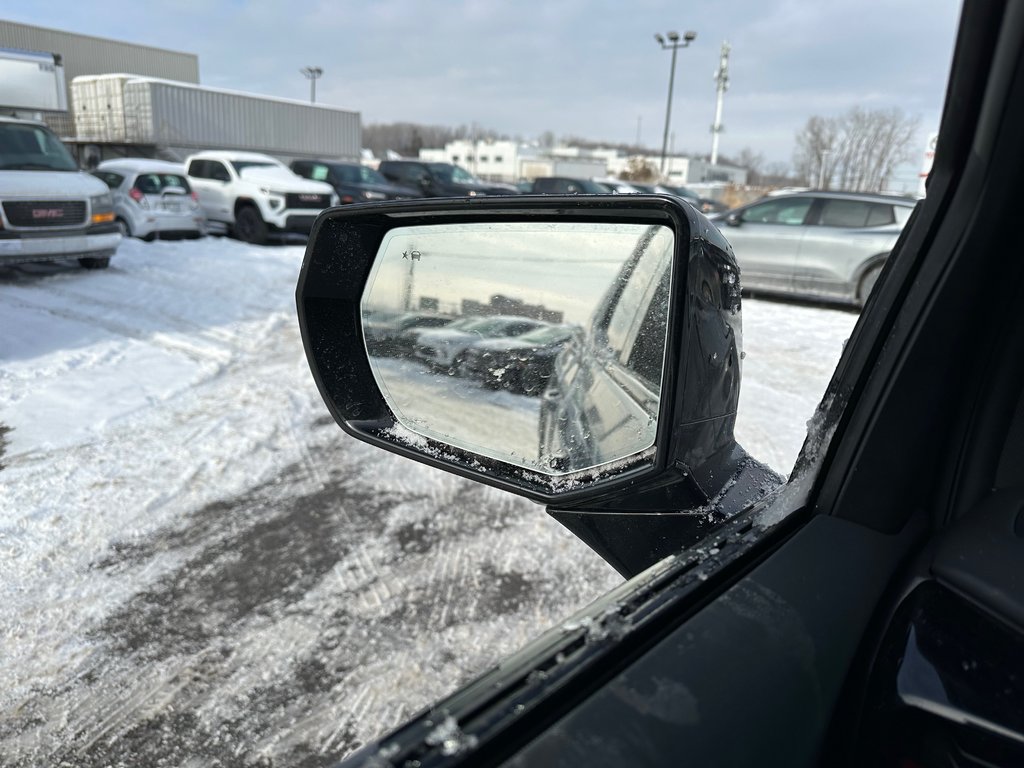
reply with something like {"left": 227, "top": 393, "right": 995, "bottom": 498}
{"left": 711, "top": 190, "right": 917, "bottom": 306}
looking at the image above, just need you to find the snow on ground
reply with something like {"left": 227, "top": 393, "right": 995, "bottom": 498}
{"left": 0, "top": 237, "right": 856, "bottom": 766}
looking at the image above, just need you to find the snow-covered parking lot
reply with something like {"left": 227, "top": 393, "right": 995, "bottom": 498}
{"left": 0, "top": 237, "right": 856, "bottom": 766}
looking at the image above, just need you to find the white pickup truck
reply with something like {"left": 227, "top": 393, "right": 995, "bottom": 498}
{"left": 0, "top": 116, "right": 120, "bottom": 269}
{"left": 184, "top": 150, "right": 338, "bottom": 244}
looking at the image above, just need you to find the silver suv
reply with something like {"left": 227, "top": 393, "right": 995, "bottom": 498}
{"left": 711, "top": 190, "right": 917, "bottom": 306}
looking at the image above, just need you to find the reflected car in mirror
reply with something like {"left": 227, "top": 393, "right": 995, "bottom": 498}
{"left": 363, "top": 310, "right": 456, "bottom": 356}
{"left": 460, "top": 323, "right": 578, "bottom": 396}
{"left": 412, "top": 315, "right": 551, "bottom": 374}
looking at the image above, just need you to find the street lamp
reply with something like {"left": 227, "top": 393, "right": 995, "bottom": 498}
{"left": 654, "top": 30, "right": 696, "bottom": 176}
{"left": 300, "top": 66, "right": 323, "bottom": 104}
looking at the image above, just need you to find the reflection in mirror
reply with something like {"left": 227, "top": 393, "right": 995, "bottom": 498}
{"left": 362, "top": 222, "right": 674, "bottom": 476}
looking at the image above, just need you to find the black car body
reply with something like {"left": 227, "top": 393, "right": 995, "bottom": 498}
{"left": 296, "top": 3, "right": 1024, "bottom": 765}
{"left": 413, "top": 315, "right": 548, "bottom": 372}
{"left": 460, "top": 324, "right": 577, "bottom": 395}
{"left": 290, "top": 160, "right": 423, "bottom": 204}
{"left": 377, "top": 160, "right": 519, "bottom": 197}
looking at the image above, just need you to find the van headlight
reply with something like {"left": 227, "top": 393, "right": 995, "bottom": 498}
{"left": 90, "top": 192, "right": 115, "bottom": 223}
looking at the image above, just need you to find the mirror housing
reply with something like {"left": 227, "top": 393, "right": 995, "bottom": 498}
{"left": 296, "top": 196, "right": 779, "bottom": 575}
{"left": 725, "top": 212, "right": 741, "bottom": 226}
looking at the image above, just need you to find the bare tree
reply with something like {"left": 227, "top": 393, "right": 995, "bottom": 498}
{"left": 619, "top": 156, "right": 659, "bottom": 182}
{"left": 793, "top": 107, "right": 919, "bottom": 192}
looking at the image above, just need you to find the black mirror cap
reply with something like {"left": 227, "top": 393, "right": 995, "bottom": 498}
{"left": 295, "top": 194, "right": 744, "bottom": 508}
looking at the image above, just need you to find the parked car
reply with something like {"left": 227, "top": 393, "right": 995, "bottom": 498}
{"left": 289, "top": 159, "right": 423, "bottom": 203}
{"left": 363, "top": 310, "right": 456, "bottom": 356}
{"left": 92, "top": 159, "right": 205, "bottom": 240}
{"left": 709, "top": 190, "right": 916, "bottom": 306}
{"left": 413, "top": 315, "right": 549, "bottom": 372}
{"left": 460, "top": 323, "right": 577, "bottom": 395}
{"left": 530, "top": 177, "right": 611, "bottom": 194}
{"left": 184, "top": 150, "right": 338, "bottom": 244}
{"left": 377, "top": 160, "right": 520, "bottom": 197}
{"left": 0, "top": 116, "right": 120, "bottom": 269}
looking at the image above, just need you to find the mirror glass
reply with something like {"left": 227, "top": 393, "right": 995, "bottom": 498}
{"left": 361, "top": 221, "right": 674, "bottom": 476}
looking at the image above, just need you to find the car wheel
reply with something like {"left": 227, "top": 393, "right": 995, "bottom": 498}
{"left": 448, "top": 353, "right": 467, "bottom": 376}
{"left": 115, "top": 217, "right": 131, "bottom": 238}
{"left": 79, "top": 256, "right": 110, "bottom": 269}
{"left": 234, "top": 205, "right": 268, "bottom": 245}
{"left": 858, "top": 262, "right": 885, "bottom": 306}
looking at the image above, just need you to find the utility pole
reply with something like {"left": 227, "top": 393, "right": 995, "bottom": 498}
{"left": 654, "top": 30, "right": 697, "bottom": 176}
{"left": 817, "top": 149, "right": 832, "bottom": 189}
{"left": 300, "top": 66, "right": 323, "bottom": 104}
{"left": 710, "top": 41, "right": 730, "bottom": 166}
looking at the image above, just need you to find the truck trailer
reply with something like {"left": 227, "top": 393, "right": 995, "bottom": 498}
{"left": 71, "top": 74, "right": 361, "bottom": 165}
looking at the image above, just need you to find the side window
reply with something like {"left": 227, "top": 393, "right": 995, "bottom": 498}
{"left": 603, "top": 226, "right": 674, "bottom": 389}
{"left": 866, "top": 203, "right": 895, "bottom": 226}
{"left": 741, "top": 198, "right": 812, "bottom": 225}
{"left": 309, "top": 164, "right": 330, "bottom": 182}
{"left": 626, "top": 268, "right": 671, "bottom": 387}
{"left": 91, "top": 171, "right": 124, "bottom": 189}
{"left": 818, "top": 199, "right": 873, "bottom": 227}
{"left": 187, "top": 160, "right": 207, "bottom": 178}
{"left": 209, "top": 162, "right": 230, "bottom": 182}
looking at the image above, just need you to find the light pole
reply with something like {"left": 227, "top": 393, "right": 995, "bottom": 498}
{"left": 654, "top": 30, "right": 696, "bottom": 177}
{"left": 300, "top": 66, "right": 323, "bottom": 104}
{"left": 817, "top": 149, "right": 832, "bottom": 189}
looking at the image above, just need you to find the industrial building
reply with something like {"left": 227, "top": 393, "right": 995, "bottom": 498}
{"left": 0, "top": 19, "right": 198, "bottom": 138}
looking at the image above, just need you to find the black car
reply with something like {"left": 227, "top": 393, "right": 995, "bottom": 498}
{"left": 460, "top": 324, "right": 577, "bottom": 395}
{"left": 296, "top": 3, "right": 1024, "bottom": 765}
{"left": 290, "top": 160, "right": 422, "bottom": 203}
{"left": 377, "top": 160, "right": 520, "bottom": 197}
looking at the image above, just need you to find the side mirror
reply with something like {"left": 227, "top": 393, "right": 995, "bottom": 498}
{"left": 417, "top": 173, "right": 432, "bottom": 189}
{"left": 296, "top": 196, "right": 777, "bottom": 576}
{"left": 725, "top": 212, "right": 741, "bottom": 226}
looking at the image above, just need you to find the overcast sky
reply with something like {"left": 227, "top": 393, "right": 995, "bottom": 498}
{"left": 6, "top": 1, "right": 961, "bottom": 179}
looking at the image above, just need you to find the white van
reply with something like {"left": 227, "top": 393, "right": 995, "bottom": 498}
{"left": 0, "top": 116, "right": 121, "bottom": 269}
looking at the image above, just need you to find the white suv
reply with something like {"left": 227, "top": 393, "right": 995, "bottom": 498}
{"left": 0, "top": 116, "right": 121, "bottom": 269}
{"left": 184, "top": 151, "right": 338, "bottom": 244}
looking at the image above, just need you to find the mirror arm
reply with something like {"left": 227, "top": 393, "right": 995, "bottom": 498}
{"left": 548, "top": 443, "right": 781, "bottom": 578}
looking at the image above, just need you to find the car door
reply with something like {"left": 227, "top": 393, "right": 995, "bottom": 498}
{"left": 327, "top": 3, "right": 1024, "bottom": 766}
{"left": 720, "top": 195, "right": 813, "bottom": 295}
{"left": 187, "top": 159, "right": 232, "bottom": 223}
{"left": 794, "top": 198, "right": 902, "bottom": 301}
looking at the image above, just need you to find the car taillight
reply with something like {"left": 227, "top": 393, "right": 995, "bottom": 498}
{"left": 129, "top": 187, "right": 149, "bottom": 209}
{"left": 341, "top": 194, "right": 355, "bottom": 204}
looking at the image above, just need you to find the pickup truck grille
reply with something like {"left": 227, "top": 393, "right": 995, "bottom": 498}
{"left": 285, "top": 193, "right": 330, "bottom": 210}
{"left": 3, "top": 200, "right": 87, "bottom": 227}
